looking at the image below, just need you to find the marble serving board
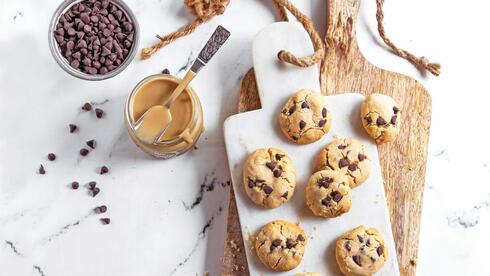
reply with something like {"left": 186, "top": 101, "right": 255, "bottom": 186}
{"left": 223, "top": 22, "right": 399, "bottom": 275}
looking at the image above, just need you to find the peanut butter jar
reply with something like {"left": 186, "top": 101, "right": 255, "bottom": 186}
{"left": 125, "top": 74, "right": 204, "bottom": 158}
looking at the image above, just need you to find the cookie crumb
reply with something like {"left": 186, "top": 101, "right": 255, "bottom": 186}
{"left": 410, "top": 258, "right": 417, "bottom": 266}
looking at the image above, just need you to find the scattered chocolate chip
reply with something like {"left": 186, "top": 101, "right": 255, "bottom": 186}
{"left": 376, "top": 117, "right": 387, "bottom": 126}
{"left": 255, "top": 179, "right": 266, "bottom": 183}
{"left": 353, "top": 255, "right": 362, "bottom": 266}
{"left": 281, "top": 191, "right": 288, "bottom": 199}
{"left": 318, "top": 119, "right": 326, "bottom": 127}
{"left": 321, "top": 197, "right": 331, "bottom": 206}
{"left": 100, "top": 165, "right": 109, "bottom": 174}
{"left": 348, "top": 163, "right": 357, "bottom": 171}
{"left": 271, "top": 239, "right": 282, "bottom": 247}
{"left": 273, "top": 169, "right": 282, "bottom": 178}
{"left": 339, "top": 158, "right": 349, "bottom": 168}
{"left": 162, "top": 68, "right": 170, "bottom": 74}
{"left": 331, "top": 191, "right": 342, "bottom": 202}
{"left": 338, "top": 145, "right": 347, "bottom": 150}
{"left": 297, "top": 234, "right": 305, "bottom": 242}
{"left": 393, "top": 106, "right": 400, "bottom": 114}
{"left": 299, "top": 120, "right": 306, "bottom": 130}
{"left": 266, "top": 162, "right": 276, "bottom": 171}
{"left": 358, "top": 154, "right": 366, "bottom": 161}
{"left": 38, "top": 164, "right": 46, "bottom": 175}
{"left": 69, "top": 124, "right": 78, "bottom": 133}
{"left": 95, "top": 108, "right": 104, "bottom": 118}
{"left": 301, "top": 102, "right": 309, "bottom": 109}
{"left": 95, "top": 205, "right": 107, "bottom": 213}
{"left": 318, "top": 177, "right": 333, "bottom": 188}
{"left": 88, "top": 181, "right": 97, "bottom": 189}
{"left": 345, "top": 242, "right": 352, "bottom": 251}
{"left": 390, "top": 115, "right": 397, "bottom": 125}
{"left": 286, "top": 238, "right": 297, "bottom": 249}
{"left": 248, "top": 179, "right": 255, "bottom": 188}
{"left": 100, "top": 218, "right": 110, "bottom": 224}
{"left": 322, "top": 108, "right": 327, "bottom": 118}
{"left": 48, "top": 153, "right": 56, "bottom": 161}
{"left": 86, "top": 139, "right": 96, "bottom": 149}
{"left": 377, "top": 246, "right": 384, "bottom": 256}
{"left": 263, "top": 185, "right": 273, "bottom": 195}
{"left": 275, "top": 154, "right": 284, "bottom": 160}
{"left": 357, "top": 235, "right": 364, "bottom": 243}
{"left": 365, "top": 116, "right": 373, "bottom": 124}
{"left": 82, "top": 102, "right": 92, "bottom": 111}
{"left": 71, "top": 181, "right": 79, "bottom": 189}
{"left": 92, "top": 187, "right": 100, "bottom": 197}
{"left": 80, "top": 148, "right": 89, "bottom": 156}
{"left": 288, "top": 104, "right": 296, "bottom": 115}
{"left": 371, "top": 257, "right": 377, "bottom": 263}
{"left": 366, "top": 238, "right": 371, "bottom": 246}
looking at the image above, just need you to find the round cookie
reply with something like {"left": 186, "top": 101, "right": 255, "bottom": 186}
{"left": 279, "top": 89, "right": 332, "bottom": 144}
{"left": 315, "top": 138, "right": 371, "bottom": 188}
{"left": 360, "top": 93, "right": 401, "bottom": 144}
{"left": 305, "top": 170, "right": 352, "bottom": 218}
{"left": 255, "top": 220, "right": 307, "bottom": 271}
{"left": 243, "top": 148, "right": 296, "bottom": 208}
{"left": 335, "top": 226, "right": 388, "bottom": 276}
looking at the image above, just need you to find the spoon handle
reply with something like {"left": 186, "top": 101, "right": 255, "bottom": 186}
{"left": 190, "top": 25, "right": 231, "bottom": 74}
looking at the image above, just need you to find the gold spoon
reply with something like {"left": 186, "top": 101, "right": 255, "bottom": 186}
{"left": 134, "top": 25, "right": 230, "bottom": 145}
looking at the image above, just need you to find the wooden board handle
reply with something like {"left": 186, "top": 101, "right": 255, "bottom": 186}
{"left": 326, "top": 0, "right": 360, "bottom": 55}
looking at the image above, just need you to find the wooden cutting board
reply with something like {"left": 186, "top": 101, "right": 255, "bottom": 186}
{"left": 222, "top": 0, "right": 431, "bottom": 275}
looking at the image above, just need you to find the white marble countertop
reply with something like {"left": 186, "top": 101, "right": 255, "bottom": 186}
{"left": 0, "top": 0, "right": 488, "bottom": 275}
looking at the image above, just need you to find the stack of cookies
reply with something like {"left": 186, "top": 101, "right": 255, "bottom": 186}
{"left": 242, "top": 90, "right": 401, "bottom": 274}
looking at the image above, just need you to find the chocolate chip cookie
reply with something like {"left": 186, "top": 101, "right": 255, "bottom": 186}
{"left": 336, "top": 226, "right": 388, "bottom": 276}
{"left": 243, "top": 148, "right": 296, "bottom": 208}
{"left": 255, "top": 220, "right": 307, "bottom": 271}
{"left": 315, "top": 138, "right": 371, "bottom": 188}
{"left": 305, "top": 170, "right": 352, "bottom": 218}
{"left": 360, "top": 93, "right": 401, "bottom": 144}
{"left": 279, "top": 90, "right": 332, "bottom": 144}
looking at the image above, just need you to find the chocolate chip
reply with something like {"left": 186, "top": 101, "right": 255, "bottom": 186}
{"left": 357, "top": 235, "right": 364, "bottom": 243}
{"left": 321, "top": 197, "right": 331, "bottom": 206}
{"left": 95, "top": 205, "right": 107, "bottom": 213}
{"left": 366, "top": 238, "right": 371, "bottom": 246}
{"left": 162, "top": 68, "right": 170, "bottom": 74}
{"left": 281, "top": 191, "right": 288, "bottom": 199}
{"left": 271, "top": 239, "right": 282, "bottom": 247}
{"left": 266, "top": 162, "right": 276, "bottom": 171}
{"left": 38, "top": 164, "right": 46, "bottom": 175}
{"left": 95, "top": 108, "right": 104, "bottom": 118}
{"left": 299, "top": 120, "right": 306, "bottom": 130}
{"left": 82, "top": 102, "right": 92, "bottom": 111}
{"left": 345, "top": 242, "right": 352, "bottom": 251}
{"left": 80, "top": 148, "right": 89, "bottom": 156}
{"left": 301, "top": 102, "right": 309, "bottom": 109}
{"left": 297, "top": 234, "right": 305, "bottom": 241}
{"left": 390, "top": 115, "right": 397, "bottom": 125}
{"left": 255, "top": 179, "right": 266, "bottom": 183}
{"left": 338, "top": 145, "right": 347, "bottom": 150}
{"left": 348, "top": 163, "right": 357, "bottom": 171}
{"left": 322, "top": 108, "right": 327, "bottom": 118}
{"left": 376, "top": 117, "right": 387, "bottom": 126}
{"left": 286, "top": 238, "right": 297, "bottom": 249}
{"left": 288, "top": 104, "right": 296, "bottom": 115}
{"left": 247, "top": 179, "right": 255, "bottom": 188}
{"left": 100, "top": 166, "right": 109, "bottom": 174}
{"left": 48, "top": 153, "right": 56, "bottom": 161}
{"left": 365, "top": 116, "right": 373, "bottom": 124}
{"left": 318, "top": 119, "right": 326, "bottom": 127}
{"left": 377, "top": 246, "right": 384, "bottom": 256}
{"left": 71, "top": 181, "right": 79, "bottom": 189}
{"left": 275, "top": 154, "right": 284, "bottom": 160}
{"left": 100, "top": 218, "right": 110, "bottom": 224}
{"left": 318, "top": 177, "right": 333, "bottom": 188}
{"left": 86, "top": 139, "right": 96, "bottom": 149}
{"left": 88, "top": 181, "right": 97, "bottom": 189}
{"left": 68, "top": 124, "right": 78, "bottom": 133}
{"left": 371, "top": 257, "right": 377, "bottom": 263}
{"left": 358, "top": 154, "right": 366, "bottom": 161}
{"left": 263, "top": 185, "right": 273, "bottom": 195}
{"left": 393, "top": 106, "right": 400, "bottom": 114}
{"left": 70, "top": 59, "right": 80, "bottom": 69}
{"left": 328, "top": 192, "right": 341, "bottom": 203}
{"left": 339, "top": 158, "right": 349, "bottom": 168}
{"left": 92, "top": 187, "right": 100, "bottom": 197}
{"left": 353, "top": 255, "right": 362, "bottom": 266}
{"left": 273, "top": 169, "right": 282, "bottom": 178}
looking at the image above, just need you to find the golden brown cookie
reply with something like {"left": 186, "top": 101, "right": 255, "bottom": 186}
{"left": 315, "top": 138, "right": 371, "bottom": 188}
{"left": 255, "top": 220, "right": 307, "bottom": 271}
{"left": 279, "top": 90, "right": 332, "bottom": 144}
{"left": 336, "top": 226, "right": 388, "bottom": 276}
{"left": 243, "top": 148, "right": 296, "bottom": 208}
{"left": 360, "top": 93, "right": 401, "bottom": 144}
{"left": 305, "top": 170, "right": 352, "bottom": 218}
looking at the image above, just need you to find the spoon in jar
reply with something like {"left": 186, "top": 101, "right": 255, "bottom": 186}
{"left": 134, "top": 25, "right": 230, "bottom": 145}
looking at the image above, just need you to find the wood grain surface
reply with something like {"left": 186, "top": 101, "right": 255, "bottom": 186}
{"left": 222, "top": 1, "right": 431, "bottom": 275}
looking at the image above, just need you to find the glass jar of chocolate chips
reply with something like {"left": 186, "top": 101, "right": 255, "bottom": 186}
{"left": 49, "top": 0, "right": 139, "bottom": 80}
